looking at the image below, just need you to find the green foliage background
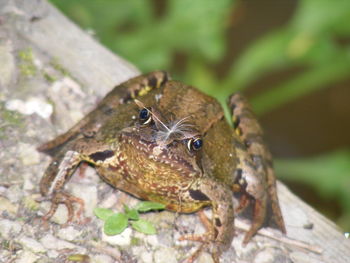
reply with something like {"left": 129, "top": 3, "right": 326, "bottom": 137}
{"left": 50, "top": 0, "right": 350, "bottom": 232}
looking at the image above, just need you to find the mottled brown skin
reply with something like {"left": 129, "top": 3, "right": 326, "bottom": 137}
{"left": 38, "top": 72, "right": 285, "bottom": 262}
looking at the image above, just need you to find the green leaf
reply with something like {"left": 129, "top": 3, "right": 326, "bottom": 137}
{"left": 104, "top": 213, "right": 128, "bottom": 235}
{"left": 134, "top": 201, "right": 166, "bottom": 212}
{"left": 93, "top": 207, "right": 114, "bottom": 221}
{"left": 123, "top": 204, "right": 130, "bottom": 212}
{"left": 126, "top": 209, "right": 140, "bottom": 220}
{"left": 124, "top": 204, "right": 139, "bottom": 220}
{"left": 131, "top": 219, "right": 156, "bottom": 235}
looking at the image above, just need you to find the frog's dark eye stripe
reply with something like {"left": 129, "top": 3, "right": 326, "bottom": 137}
{"left": 139, "top": 108, "right": 152, "bottom": 125}
{"left": 189, "top": 189, "right": 209, "bottom": 201}
{"left": 187, "top": 137, "right": 203, "bottom": 151}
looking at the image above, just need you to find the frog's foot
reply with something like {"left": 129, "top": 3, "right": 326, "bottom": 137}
{"left": 179, "top": 236, "right": 219, "bottom": 263}
{"left": 41, "top": 191, "right": 86, "bottom": 225}
{"left": 242, "top": 198, "right": 266, "bottom": 245}
{"left": 233, "top": 176, "right": 268, "bottom": 245}
{"left": 179, "top": 210, "right": 221, "bottom": 263}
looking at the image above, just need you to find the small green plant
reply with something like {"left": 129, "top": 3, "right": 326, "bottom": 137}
{"left": 94, "top": 201, "right": 165, "bottom": 235}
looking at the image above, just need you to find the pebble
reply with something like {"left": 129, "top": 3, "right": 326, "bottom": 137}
{"left": 290, "top": 251, "right": 325, "bottom": 263}
{"left": 98, "top": 193, "right": 118, "bottom": 209}
{"left": 92, "top": 254, "right": 114, "bottom": 263}
{"left": 19, "top": 236, "right": 46, "bottom": 253}
{"left": 5, "top": 97, "right": 53, "bottom": 119}
{"left": 0, "top": 196, "right": 18, "bottom": 216}
{"left": 18, "top": 143, "right": 41, "bottom": 166}
{"left": 253, "top": 248, "right": 275, "bottom": 263}
{"left": 145, "top": 234, "right": 159, "bottom": 247}
{"left": 0, "top": 41, "right": 15, "bottom": 87}
{"left": 140, "top": 251, "right": 153, "bottom": 263}
{"left": 5, "top": 185, "right": 22, "bottom": 203}
{"left": 47, "top": 250, "right": 59, "bottom": 258}
{"left": 71, "top": 184, "right": 97, "bottom": 217}
{"left": 102, "top": 227, "right": 132, "bottom": 246}
{"left": 232, "top": 234, "right": 257, "bottom": 258}
{"left": 197, "top": 252, "right": 214, "bottom": 263}
{"left": 0, "top": 219, "right": 22, "bottom": 239}
{"left": 23, "top": 176, "right": 35, "bottom": 191}
{"left": 57, "top": 226, "right": 82, "bottom": 241}
{"left": 154, "top": 247, "right": 177, "bottom": 263}
{"left": 40, "top": 234, "right": 76, "bottom": 250}
{"left": 39, "top": 201, "right": 68, "bottom": 225}
{"left": 15, "top": 250, "right": 39, "bottom": 263}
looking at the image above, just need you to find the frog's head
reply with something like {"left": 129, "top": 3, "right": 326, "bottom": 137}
{"left": 118, "top": 101, "right": 204, "bottom": 186}
{"left": 116, "top": 82, "right": 236, "bottom": 197}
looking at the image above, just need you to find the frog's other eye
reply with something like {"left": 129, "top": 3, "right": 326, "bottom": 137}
{"left": 139, "top": 108, "right": 152, "bottom": 125}
{"left": 187, "top": 137, "right": 203, "bottom": 151}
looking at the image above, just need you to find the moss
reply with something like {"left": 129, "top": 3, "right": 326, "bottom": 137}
{"left": 42, "top": 70, "right": 57, "bottom": 83}
{"left": 19, "top": 63, "right": 37, "bottom": 76}
{"left": 18, "top": 48, "right": 34, "bottom": 61}
{"left": 0, "top": 102, "right": 24, "bottom": 139}
{"left": 130, "top": 237, "right": 141, "bottom": 246}
{"left": 0, "top": 103, "right": 24, "bottom": 127}
{"left": 49, "top": 58, "right": 82, "bottom": 86}
{"left": 18, "top": 48, "right": 37, "bottom": 77}
{"left": 50, "top": 58, "right": 71, "bottom": 77}
{"left": 23, "top": 196, "right": 40, "bottom": 211}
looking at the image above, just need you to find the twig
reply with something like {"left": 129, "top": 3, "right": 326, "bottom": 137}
{"left": 235, "top": 219, "right": 323, "bottom": 254}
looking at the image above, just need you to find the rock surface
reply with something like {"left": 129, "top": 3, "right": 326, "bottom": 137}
{"left": 0, "top": 1, "right": 349, "bottom": 263}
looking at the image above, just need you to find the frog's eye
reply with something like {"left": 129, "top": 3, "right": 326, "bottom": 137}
{"left": 187, "top": 137, "right": 203, "bottom": 151}
{"left": 139, "top": 108, "right": 152, "bottom": 125}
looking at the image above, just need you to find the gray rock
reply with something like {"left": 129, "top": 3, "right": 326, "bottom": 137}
{"left": 0, "top": 219, "right": 22, "bottom": 239}
{"left": 57, "top": 226, "right": 82, "bottom": 241}
{"left": 18, "top": 236, "right": 46, "bottom": 253}
{"left": 154, "top": 247, "right": 178, "bottom": 263}
{"left": 40, "top": 234, "right": 76, "bottom": 250}
{"left": 15, "top": 250, "right": 39, "bottom": 263}
{"left": 92, "top": 254, "right": 114, "bottom": 263}
{"left": 0, "top": 41, "right": 15, "bottom": 87}
{"left": 102, "top": 227, "right": 132, "bottom": 246}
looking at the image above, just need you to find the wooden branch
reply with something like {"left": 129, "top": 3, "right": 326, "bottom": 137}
{"left": 0, "top": 0, "right": 349, "bottom": 262}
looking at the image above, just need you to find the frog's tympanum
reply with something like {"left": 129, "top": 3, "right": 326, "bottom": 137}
{"left": 38, "top": 72, "right": 286, "bottom": 262}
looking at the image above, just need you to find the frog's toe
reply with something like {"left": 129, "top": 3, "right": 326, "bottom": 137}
{"left": 41, "top": 191, "right": 86, "bottom": 225}
{"left": 242, "top": 198, "right": 266, "bottom": 245}
{"left": 182, "top": 243, "right": 221, "bottom": 263}
{"left": 178, "top": 238, "right": 220, "bottom": 263}
{"left": 178, "top": 225, "right": 222, "bottom": 262}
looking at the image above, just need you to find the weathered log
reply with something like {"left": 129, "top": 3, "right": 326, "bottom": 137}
{"left": 0, "top": 0, "right": 349, "bottom": 262}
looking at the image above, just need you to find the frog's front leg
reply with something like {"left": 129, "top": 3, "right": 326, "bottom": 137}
{"left": 39, "top": 150, "right": 85, "bottom": 223}
{"left": 180, "top": 177, "right": 234, "bottom": 263}
{"left": 39, "top": 139, "right": 113, "bottom": 223}
{"left": 228, "top": 93, "right": 286, "bottom": 244}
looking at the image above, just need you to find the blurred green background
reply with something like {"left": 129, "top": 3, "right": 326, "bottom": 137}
{"left": 49, "top": 0, "right": 350, "bottom": 232}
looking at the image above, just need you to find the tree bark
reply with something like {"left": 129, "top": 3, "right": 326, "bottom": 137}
{"left": 0, "top": 0, "right": 349, "bottom": 262}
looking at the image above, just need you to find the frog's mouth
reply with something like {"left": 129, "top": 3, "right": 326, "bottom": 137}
{"left": 118, "top": 129, "right": 202, "bottom": 188}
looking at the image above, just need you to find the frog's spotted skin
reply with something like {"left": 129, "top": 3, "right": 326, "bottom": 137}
{"left": 38, "top": 72, "right": 285, "bottom": 262}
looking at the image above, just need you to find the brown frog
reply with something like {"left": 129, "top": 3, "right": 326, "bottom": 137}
{"left": 38, "top": 71, "right": 286, "bottom": 262}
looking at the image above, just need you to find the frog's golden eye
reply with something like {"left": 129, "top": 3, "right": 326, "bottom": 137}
{"left": 187, "top": 137, "right": 203, "bottom": 151}
{"left": 139, "top": 108, "right": 152, "bottom": 125}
